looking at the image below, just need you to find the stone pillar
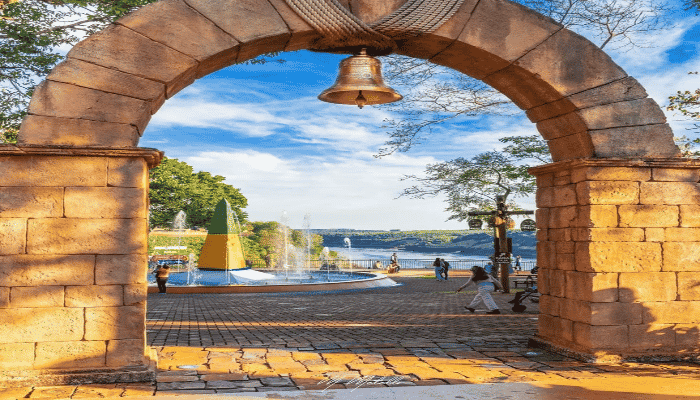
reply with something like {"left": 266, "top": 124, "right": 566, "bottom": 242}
{"left": 0, "top": 145, "right": 162, "bottom": 386}
{"left": 529, "top": 158, "right": 700, "bottom": 362}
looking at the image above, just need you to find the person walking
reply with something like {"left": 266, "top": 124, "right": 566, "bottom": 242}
{"left": 389, "top": 252, "right": 401, "bottom": 273}
{"left": 432, "top": 257, "right": 444, "bottom": 281}
{"left": 456, "top": 266, "right": 503, "bottom": 314}
{"left": 154, "top": 264, "right": 171, "bottom": 293}
{"left": 515, "top": 255, "right": 521, "bottom": 271}
{"left": 440, "top": 258, "right": 450, "bottom": 281}
{"left": 484, "top": 261, "right": 499, "bottom": 291}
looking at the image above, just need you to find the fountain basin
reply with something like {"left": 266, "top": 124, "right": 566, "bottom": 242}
{"left": 147, "top": 270, "right": 398, "bottom": 294}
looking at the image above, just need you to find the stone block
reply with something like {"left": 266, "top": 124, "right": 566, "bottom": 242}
{"left": 0, "top": 255, "right": 95, "bottom": 286}
{"left": 28, "top": 80, "right": 152, "bottom": 135}
{"left": 680, "top": 205, "right": 700, "bottom": 227}
{"left": 18, "top": 115, "right": 140, "bottom": 147}
{"left": 526, "top": 97, "right": 577, "bottom": 123}
{"left": 536, "top": 112, "right": 588, "bottom": 140}
{"left": 0, "top": 187, "right": 62, "bottom": 218}
{"left": 556, "top": 253, "right": 575, "bottom": 270}
{"left": 664, "top": 228, "right": 700, "bottom": 242}
{"left": 96, "top": 254, "right": 148, "bottom": 285}
{"left": 566, "top": 271, "right": 618, "bottom": 302}
{"left": 118, "top": 0, "right": 240, "bottom": 79}
{"left": 67, "top": 24, "right": 198, "bottom": 98}
{"left": 549, "top": 269, "right": 566, "bottom": 297}
{"left": 628, "top": 324, "right": 676, "bottom": 348}
{"left": 571, "top": 167, "right": 650, "bottom": 183}
{"left": 460, "top": 0, "right": 561, "bottom": 63}
{"left": 652, "top": 168, "right": 700, "bottom": 182}
{"left": 589, "top": 124, "right": 680, "bottom": 158}
{"left": 0, "top": 308, "right": 83, "bottom": 343}
{"left": 568, "top": 76, "right": 647, "bottom": 108}
{"left": 537, "top": 313, "right": 558, "bottom": 339}
{"left": 642, "top": 301, "right": 700, "bottom": 324}
{"left": 0, "top": 343, "right": 34, "bottom": 369}
{"left": 536, "top": 186, "right": 554, "bottom": 208}
{"left": 0, "top": 287, "right": 8, "bottom": 308}
{"left": 573, "top": 205, "right": 618, "bottom": 228}
{"left": 433, "top": 42, "right": 510, "bottom": 81}
{"left": 548, "top": 206, "right": 577, "bottom": 228}
{"left": 514, "top": 28, "right": 626, "bottom": 97}
{"left": 678, "top": 273, "right": 700, "bottom": 301}
{"left": 65, "top": 285, "right": 124, "bottom": 307}
{"left": 575, "top": 242, "right": 661, "bottom": 272}
{"left": 85, "top": 305, "right": 146, "bottom": 340}
{"left": 64, "top": 187, "right": 147, "bottom": 218}
{"left": 576, "top": 181, "right": 639, "bottom": 205}
{"left": 573, "top": 322, "right": 629, "bottom": 349}
{"left": 556, "top": 241, "right": 574, "bottom": 254}
{"left": 538, "top": 268, "right": 549, "bottom": 295}
{"left": 675, "top": 324, "right": 700, "bottom": 346}
{"left": 10, "top": 286, "right": 64, "bottom": 308}
{"left": 29, "top": 156, "right": 108, "bottom": 187}
{"left": 546, "top": 132, "right": 596, "bottom": 162}
{"left": 35, "top": 341, "right": 107, "bottom": 369}
{"left": 108, "top": 158, "right": 149, "bottom": 188}
{"left": 0, "top": 156, "right": 33, "bottom": 186}
{"left": 184, "top": 0, "right": 289, "bottom": 64}
{"left": 561, "top": 298, "right": 590, "bottom": 323}
{"left": 619, "top": 205, "right": 678, "bottom": 228}
{"left": 572, "top": 228, "right": 645, "bottom": 242}
{"left": 536, "top": 208, "right": 550, "bottom": 226}
{"left": 537, "top": 174, "right": 554, "bottom": 188}
{"left": 537, "top": 227, "right": 549, "bottom": 241}
{"left": 663, "top": 242, "right": 700, "bottom": 271}
{"left": 640, "top": 182, "right": 700, "bottom": 205}
{"left": 267, "top": 0, "right": 320, "bottom": 52}
{"left": 483, "top": 64, "right": 563, "bottom": 110}
{"left": 554, "top": 175, "right": 571, "bottom": 186}
{"left": 539, "top": 295, "right": 557, "bottom": 316}
{"left": 645, "top": 228, "right": 665, "bottom": 242}
{"left": 579, "top": 98, "right": 666, "bottom": 129}
{"left": 0, "top": 219, "right": 26, "bottom": 255}
{"left": 551, "top": 185, "right": 577, "bottom": 207}
{"left": 27, "top": 218, "right": 148, "bottom": 254}
{"left": 107, "top": 338, "right": 146, "bottom": 367}
{"left": 48, "top": 58, "right": 165, "bottom": 110}
{"left": 124, "top": 284, "right": 148, "bottom": 306}
{"left": 536, "top": 241, "right": 555, "bottom": 270}
{"left": 548, "top": 228, "right": 571, "bottom": 242}
{"left": 591, "top": 302, "right": 642, "bottom": 325}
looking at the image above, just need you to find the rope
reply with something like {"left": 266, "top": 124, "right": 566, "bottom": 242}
{"left": 284, "top": 0, "right": 465, "bottom": 53}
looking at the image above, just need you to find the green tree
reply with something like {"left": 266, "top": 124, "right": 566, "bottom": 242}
{"left": 668, "top": 74, "right": 700, "bottom": 138}
{"left": 149, "top": 157, "right": 248, "bottom": 229}
{"left": 400, "top": 135, "right": 550, "bottom": 221}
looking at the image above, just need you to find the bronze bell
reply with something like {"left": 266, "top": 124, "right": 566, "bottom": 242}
{"left": 318, "top": 49, "right": 402, "bottom": 109}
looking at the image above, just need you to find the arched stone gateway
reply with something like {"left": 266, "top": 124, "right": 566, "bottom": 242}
{"left": 0, "top": 0, "right": 698, "bottom": 386}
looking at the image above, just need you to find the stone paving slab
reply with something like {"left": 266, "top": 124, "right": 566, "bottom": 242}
{"left": 2, "top": 271, "right": 699, "bottom": 399}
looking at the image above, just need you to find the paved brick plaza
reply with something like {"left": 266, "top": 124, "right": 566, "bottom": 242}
{"left": 2, "top": 271, "right": 699, "bottom": 398}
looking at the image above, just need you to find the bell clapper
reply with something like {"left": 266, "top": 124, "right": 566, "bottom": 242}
{"left": 355, "top": 90, "right": 367, "bottom": 109}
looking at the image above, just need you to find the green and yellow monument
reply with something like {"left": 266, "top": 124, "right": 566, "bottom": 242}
{"left": 198, "top": 199, "right": 246, "bottom": 270}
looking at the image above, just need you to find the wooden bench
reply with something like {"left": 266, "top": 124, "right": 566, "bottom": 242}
{"left": 512, "top": 275, "right": 537, "bottom": 289}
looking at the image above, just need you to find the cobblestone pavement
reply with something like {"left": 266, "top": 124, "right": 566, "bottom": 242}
{"left": 3, "top": 271, "right": 700, "bottom": 399}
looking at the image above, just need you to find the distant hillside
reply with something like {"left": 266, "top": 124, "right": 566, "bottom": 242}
{"left": 316, "top": 230, "right": 537, "bottom": 259}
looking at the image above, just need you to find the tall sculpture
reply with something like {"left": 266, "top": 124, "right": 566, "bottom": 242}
{"left": 198, "top": 199, "right": 246, "bottom": 271}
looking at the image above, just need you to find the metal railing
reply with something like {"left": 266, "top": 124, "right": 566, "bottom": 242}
{"left": 247, "top": 258, "right": 537, "bottom": 272}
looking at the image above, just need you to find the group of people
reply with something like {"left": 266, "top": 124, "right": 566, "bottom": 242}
{"left": 432, "top": 258, "right": 450, "bottom": 280}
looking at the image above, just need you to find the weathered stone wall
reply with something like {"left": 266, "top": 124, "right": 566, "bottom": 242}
{"left": 0, "top": 147, "right": 159, "bottom": 384}
{"left": 531, "top": 159, "right": 700, "bottom": 361}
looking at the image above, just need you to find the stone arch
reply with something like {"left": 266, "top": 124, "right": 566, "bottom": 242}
{"left": 2, "top": 0, "right": 699, "bottom": 386}
{"left": 18, "top": 0, "right": 679, "bottom": 160}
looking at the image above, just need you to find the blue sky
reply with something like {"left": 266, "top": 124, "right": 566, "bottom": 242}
{"left": 142, "top": 7, "right": 700, "bottom": 231}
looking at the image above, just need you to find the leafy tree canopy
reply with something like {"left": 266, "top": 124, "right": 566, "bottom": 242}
{"left": 149, "top": 157, "right": 248, "bottom": 229}
{"left": 400, "top": 135, "right": 551, "bottom": 221}
{"left": 667, "top": 73, "right": 700, "bottom": 139}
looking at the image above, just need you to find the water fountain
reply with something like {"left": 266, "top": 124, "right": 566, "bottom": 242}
{"left": 147, "top": 211, "right": 398, "bottom": 294}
